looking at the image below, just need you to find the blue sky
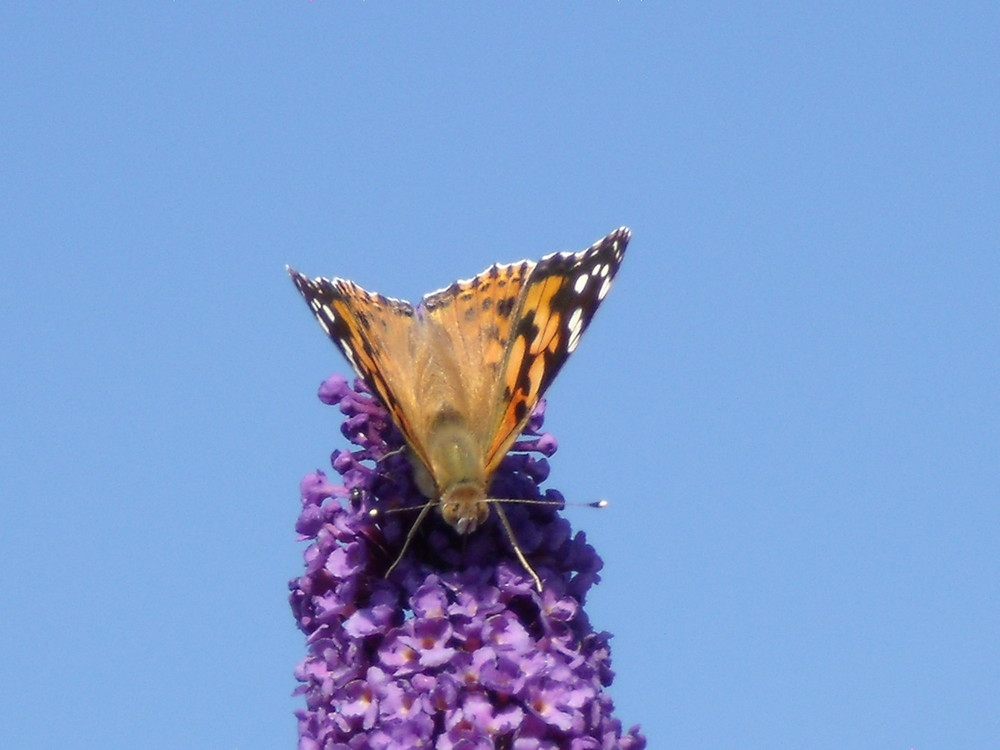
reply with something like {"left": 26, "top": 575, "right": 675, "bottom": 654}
{"left": 2, "top": 3, "right": 997, "bottom": 748}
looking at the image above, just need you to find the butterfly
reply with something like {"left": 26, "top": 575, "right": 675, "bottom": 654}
{"left": 288, "top": 227, "right": 630, "bottom": 589}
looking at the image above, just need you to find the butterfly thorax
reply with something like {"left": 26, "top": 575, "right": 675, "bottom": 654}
{"left": 422, "top": 409, "right": 490, "bottom": 535}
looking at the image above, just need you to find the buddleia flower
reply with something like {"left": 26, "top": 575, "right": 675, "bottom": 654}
{"left": 290, "top": 375, "right": 645, "bottom": 749}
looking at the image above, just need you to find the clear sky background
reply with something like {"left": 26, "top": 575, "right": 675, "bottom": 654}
{"left": 2, "top": 3, "right": 996, "bottom": 749}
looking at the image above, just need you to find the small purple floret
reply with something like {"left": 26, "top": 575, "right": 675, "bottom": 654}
{"left": 290, "top": 374, "right": 645, "bottom": 748}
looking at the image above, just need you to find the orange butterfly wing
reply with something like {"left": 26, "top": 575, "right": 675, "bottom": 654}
{"left": 483, "top": 227, "right": 630, "bottom": 472}
{"left": 288, "top": 226, "right": 630, "bottom": 486}
{"left": 285, "top": 272, "right": 438, "bottom": 472}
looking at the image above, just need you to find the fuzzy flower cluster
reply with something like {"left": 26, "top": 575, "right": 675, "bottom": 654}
{"left": 289, "top": 374, "right": 645, "bottom": 749}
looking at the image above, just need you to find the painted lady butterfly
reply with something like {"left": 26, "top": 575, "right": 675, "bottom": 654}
{"left": 288, "top": 227, "right": 630, "bottom": 588}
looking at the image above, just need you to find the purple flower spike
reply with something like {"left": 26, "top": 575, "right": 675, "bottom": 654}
{"left": 290, "top": 375, "right": 645, "bottom": 748}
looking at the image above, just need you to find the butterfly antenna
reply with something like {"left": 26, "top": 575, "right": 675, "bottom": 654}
{"left": 484, "top": 497, "right": 609, "bottom": 509}
{"left": 369, "top": 501, "right": 436, "bottom": 519}
{"left": 492, "top": 504, "right": 543, "bottom": 592}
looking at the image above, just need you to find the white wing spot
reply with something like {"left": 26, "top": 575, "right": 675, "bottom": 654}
{"left": 567, "top": 307, "right": 584, "bottom": 352}
{"left": 342, "top": 345, "right": 358, "bottom": 367}
{"left": 598, "top": 277, "right": 612, "bottom": 300}
{"left": 573, "top": 274, "right": 588, "bottom": 294}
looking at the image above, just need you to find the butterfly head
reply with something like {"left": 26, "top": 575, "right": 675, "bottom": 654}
{"left": 438, "top": 482, "right": 490, "bottom": 535}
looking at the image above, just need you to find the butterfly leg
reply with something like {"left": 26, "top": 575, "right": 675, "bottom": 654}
{"left": 384, "top": 501, "right": 435, "bottom": 580}
{"left": 493, "top": 504, "right": 543, "bottom": 592}
{"left": 378, "top": 446, "right": 406, "bottom": 461}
